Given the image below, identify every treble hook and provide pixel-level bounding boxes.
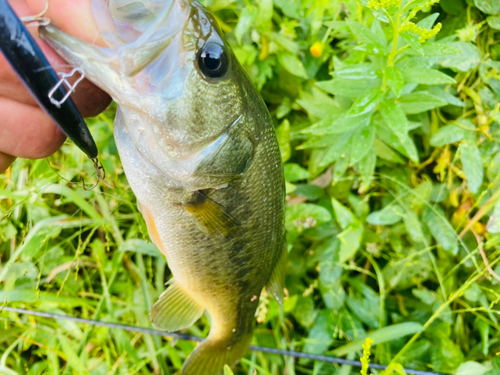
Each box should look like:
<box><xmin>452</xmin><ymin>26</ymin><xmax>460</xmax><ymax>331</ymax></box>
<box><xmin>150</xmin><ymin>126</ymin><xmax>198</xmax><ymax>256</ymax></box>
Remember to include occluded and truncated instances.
<box><xmin>82</xmin><ymin>157</ymin><xmax>116</xmax><ymax>191</ymax></box>
<box><xmin>21</xmin><ymin>0</ymin><xmax>50</xmax><ymax>27</ymax></box>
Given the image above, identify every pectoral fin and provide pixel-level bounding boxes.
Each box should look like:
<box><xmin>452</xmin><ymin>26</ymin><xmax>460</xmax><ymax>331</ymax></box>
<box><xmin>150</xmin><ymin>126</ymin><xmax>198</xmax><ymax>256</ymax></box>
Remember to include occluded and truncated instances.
<box><xmin>150</xmin><ymin>280</ymin><xmax>204</xmax><ymax>331</ymax></box>
<box><xmin>183</xmin><ymin>193</ymin><xmax>239</xmax><ymax>238</ymax></box>
<box><xmin>140</xmin><ymin>203</ymin><xmax>167</xmax><ymax>256</ymax></box>
<box><xmin>267</xmin><ymin>244</ymin><xmax>287</xmax><ymax>307</ymax></box>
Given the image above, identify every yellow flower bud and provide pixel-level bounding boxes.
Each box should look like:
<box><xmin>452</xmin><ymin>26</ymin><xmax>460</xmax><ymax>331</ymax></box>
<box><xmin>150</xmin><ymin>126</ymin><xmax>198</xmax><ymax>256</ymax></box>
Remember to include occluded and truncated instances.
<box><xmin>310</xmin><ymin>41</ymin><xmax>324</xmax><ymax>58</ymax></box>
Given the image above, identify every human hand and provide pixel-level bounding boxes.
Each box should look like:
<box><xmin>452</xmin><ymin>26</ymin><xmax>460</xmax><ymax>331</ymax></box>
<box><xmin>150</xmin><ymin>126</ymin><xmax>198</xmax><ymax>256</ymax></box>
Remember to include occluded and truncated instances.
<box><xmin>0</xmin><ymin>0</ymin><xmax>112</xmax><ymax>173</ymax></box>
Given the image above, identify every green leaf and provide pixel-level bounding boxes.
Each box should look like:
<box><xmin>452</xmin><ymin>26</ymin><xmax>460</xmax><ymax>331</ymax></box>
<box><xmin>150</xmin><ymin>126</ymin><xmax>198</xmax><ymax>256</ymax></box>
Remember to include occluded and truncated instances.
<box><xmin>378</xmin><ymin>101</ymin><xmax>419</xmax><ymax>162</ymax></box>
<box><xmin>348</xmin><ymin>88</ymin><xmax>384</xmax><ymax>116</ymax></box>
<box><xmin>418</xmin><ymin>12</ymin><xmax>440</xmax><ymax>30</ymax></box>
<box><xmin>297</xmin><ymin>90</ymin><xmax>343</xmax><ymax>118</ymax></box>
<box><xmin>285</xmin><ymin>203</ymin><xmax>332</xmax><ymax>231</ymax></box>
<box><xmin>487</xmin><ymin>16</ymin><xmax>500</xmax><ymax>30</ymax></box>
<box><xmin>331</xmin><ymin>198</ymin><xmax>355</xmax><ymax>230</ymax></box>
<box><xmin>441</xmin><ymin>0</ymin><xmax>466</xmax><ymax>15</ymax></box>
<box><xmin>426</xmin><ymin>86</ymin><xmax>465</xmax><ymax>107</ymax></box>
<box><xmin>317</xmin><ymin>78</ymin><xmax>381</xmax><ymax>98</ymax></box>
<box><xmin>402</xmin><ymin>68</ymin><xmax>456</xmax><ymax>85</ymax></box>
<box><xmin>477</xmin><ymin>319</ymin><xmax>490</xmax><ymax>356</ymax></box>
<box><xmin>276</xmin><ymin>119</ymin><xmax>291</xmax><ymax>162</ymax></box>
<box><xmin>269</xmin><ymin>32</ymin><xmax>300</xmax><ymax>54</ymax></box>
<box><xmin>350</xmin><ymin>122</ymin><xmax>375</xmax><ymax>164</ymax></box>
<box><xmin>333</xmin><ymin>156</ymin><xmax>350</xmax><ymax>183</ymax></box>
<box><xmin>464</xmin><ymin>283</ymin><xmax>482</xmax><ymax>302</ymax></box>
<box><xmin>210</xmin><ymin>0</ymin><xmax>236</xmax><ymax>11</ymax></box>
<box><xmin>284</xmin><ymin>163</ymin><xmax>311</xmax><ymax>182</ymax></box>
<box><xmin>375</xmin><ymin>138</ymin><xmax>406</xmax><ymax>164</ymax></box>
<box><xmin>398</xmin><ymin>92</ymin><xmax>447</xmax><ymax>114</ymax></box>
<box><xmin>430</xmin><ymin>125</ymin><xmax>467</xmax><ymax>146</ymax></box>
<box><xmin>338</xmin><ymin>224</ymin><xmax>364</xmax><ymax>263</ymax></box>
<box><xmin>286</xmin><ymin>181</ymin><xmax>296</xmax><ymax>194</ymax></box>
<box><xmin>346</xmin><ymin>292</ymin><xmax>379</xmax><ymax>328</ymax></box>
<box><xmin>292</xmin><ymin>295</ymin><xmax>317</xmax><ymax>327</ymax></box>
<box><xmin>234</xmin><ymin>7</ymin><xmax>257</xmax><ymax>44</ymax></box>
<box><xmin>119</xmin><ymin>239</ymin><xmax>160</xmax><ymax>257</ymax></box>
<box><xmin>0</xmin><ymin>289</ymin><xmax>38</xmax><ymax>303</ymax></box>
<box><xmin>358</xmin><ymin>151</ymin><xmax>377</xmax><ymax>186</ymax></box>
<box><xmin>58</xmin><ymin>335</ymin><xmax>90</xmax><ymax>375</ymax></box>
<box><xmin>380</xmin><ymin>100</ymin><xmax>408</xmax><ymax>142</ymax></box>
<box><xmin>303</xmin><ymin>113</ymin><xmax>368</xmax><ymax>136</ymax></box>
<box><xmin>346</xmin><ymin>19</ymin><xmax>387</xmax><ymax>52</ymax></box>
<box><xmin>278</xmin><ymin>52</ymin><xmax>308</xmax><ymax>79</ymax></box>
<box><xmin>439</xmin><ymin>42</ymin><xmax>482</xmax><ymax>72</ymax></box>
<box><xmin>400</xmin><ymin>134</ymin><xmax>419</xmax><ymax>163</ymax></box>
<box><xmin>401</xmin><ymin>32</ymin><xmax>424</xmax><ymax>55</ymax></box>
<box><xmin>487</xmin><ymin>199</ymin><xmax>500</xmax><ymax>233</ymax></box>
<box><xmin>431</xmin><ymin>334</ymin><xmax>464</xmax><ymax>372</ymax></box>
<box><xmin>304</xmin><ymin>312</ymin><xmax>334</xmax><ymax>354</ymax></box>
<box><xmin>320</xmin><ymin>130</ymin><xmax>356</xmax><ymax>167</ymax></box>
<box><xmin>258</xmin><ymin>0</ymin><xmax>274</xmax><ymax>26</ymax></box>
<box><xmin>274</xmin><ymin>0</ymin><xmax>301</xmax><ymax>18</ymax></box>
<box><xmin>386</xmin><ymin>66</ymin><xmax>405</xmax><ymax>97</ymax></box>
<box><xmin>423</xmin><ymin>207</ymin><xmax>458</xmax><ymax>255</ymax></box>
<box><xmin>456</xmin><ymin>362</ymin><xmax>488</xmax><ymax>375</ymax></box>
<box><xmin>331</xmin><ymin>322</ymin><xmax>424</xmax><ymax>356</ymax></box>
<box><xmin>367</xmin><ymin>204</ymin><xmax>404</xmax><ymax>225</ymax></box>
<box><xmin>334</xmin><ymin>63</ymin><xmax>379</xmax><ymax>80</ymax></box>
<box><xmin>224</xmin><ymin>365</ymin><xmax>235</xmax><ymax>375</ymax></box>
<box><xmin>294</xmin><ymin>184</ymin><xmax>325</xmax><ymax>200</ymax></box>
<box><xmin>412</xmin><ymin>288</ymin><xmax>436</xmax><ymax>305</ymax></box>
<box><xmin>475</xmin><ymin>0</ymin><xmax>500</xmax><ymax>14</ymax></box>
<box><xmin>422</xmin><ymin>43</ymin><xmax>463</xmax><ymax>56</ymax></box>
<box><xmin>460</xmin><ymin>139</ymin><xmax>484</xmax><ymax>194</ymax></box>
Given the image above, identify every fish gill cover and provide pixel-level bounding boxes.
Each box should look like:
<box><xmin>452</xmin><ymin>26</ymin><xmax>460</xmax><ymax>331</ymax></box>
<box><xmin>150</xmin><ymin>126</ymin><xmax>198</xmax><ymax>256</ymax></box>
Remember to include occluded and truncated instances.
<box><xmin>2</xmin><ymin>0</ymin><xmax>500</xmax><ymax>374</ymax></box>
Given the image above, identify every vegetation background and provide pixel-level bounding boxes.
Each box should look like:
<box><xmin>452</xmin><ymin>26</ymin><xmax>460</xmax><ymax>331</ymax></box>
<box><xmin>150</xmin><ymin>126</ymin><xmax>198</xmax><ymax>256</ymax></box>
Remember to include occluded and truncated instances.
<box><xmin>2</xmin><ymin>0</ymin><xmax>500</xmax><ymax>374</ymax></box>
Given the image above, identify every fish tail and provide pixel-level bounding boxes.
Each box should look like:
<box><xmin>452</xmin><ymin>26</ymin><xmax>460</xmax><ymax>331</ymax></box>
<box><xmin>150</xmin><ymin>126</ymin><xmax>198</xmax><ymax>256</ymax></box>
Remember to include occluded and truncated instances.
<box><xmin>181</xmin><ymin>333</ymin><xmax>252</xmax><ymax>375</ymax></box>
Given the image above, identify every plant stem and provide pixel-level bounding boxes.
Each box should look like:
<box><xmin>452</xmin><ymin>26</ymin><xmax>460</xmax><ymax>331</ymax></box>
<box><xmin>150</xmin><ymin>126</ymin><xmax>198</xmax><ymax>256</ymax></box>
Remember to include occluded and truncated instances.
<box><xmin>391</xmin><ymin>256</ymin><xmax>498</xmax><ymax>363</ymax></box>
<box><xmin>382</xmin><ymin>3</ymin><xmax>403</xmax><ymax>91</ymax></box>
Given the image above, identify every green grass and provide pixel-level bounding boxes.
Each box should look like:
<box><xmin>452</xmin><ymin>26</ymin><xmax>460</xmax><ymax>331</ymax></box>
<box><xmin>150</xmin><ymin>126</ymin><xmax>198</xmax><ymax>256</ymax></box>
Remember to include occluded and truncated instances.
<box><xmin>2</xmin><ymin>0</ymin><xmax>500</xmax><ymax>374</ymax></box>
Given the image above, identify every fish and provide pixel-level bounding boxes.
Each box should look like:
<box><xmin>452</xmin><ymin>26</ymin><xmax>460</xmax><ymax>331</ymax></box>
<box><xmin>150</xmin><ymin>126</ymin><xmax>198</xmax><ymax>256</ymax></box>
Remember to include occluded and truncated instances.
<box><xmin>39</xmin><ymin>1</ymin><xmax>286</xmax><ymax>374</ymax></box>
<box><xmin>0</xmin><ymin>0</ymin><xmax>98</xmax><ymax>159</ymax></box>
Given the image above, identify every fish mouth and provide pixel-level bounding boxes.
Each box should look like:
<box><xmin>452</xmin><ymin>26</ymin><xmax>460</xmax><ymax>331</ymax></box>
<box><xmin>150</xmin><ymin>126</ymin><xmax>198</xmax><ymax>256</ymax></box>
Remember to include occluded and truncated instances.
<box><xmin>91</xmin><ymin>0</ymin><xmax>191</xmax><ymax>78</ymax></box>
<box><xmin>40</xmin><ymin>0</ymin><xmax>193</xmax><ymax>161</ymax></box>
<box><xmin>40</xmin><ymin>0</ymin><xmax>191</xmax><ymax>104</ymax></box>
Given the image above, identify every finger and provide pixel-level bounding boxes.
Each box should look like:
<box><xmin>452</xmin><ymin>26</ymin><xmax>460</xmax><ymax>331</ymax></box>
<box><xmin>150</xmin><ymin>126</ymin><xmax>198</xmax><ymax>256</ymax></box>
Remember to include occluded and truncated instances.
<box><xmin>0</xmin><ymin>1</ymin><xmax>40</xmax><ymax>107</ymax></box>
<box><xmin>0</xmin><ymin>97</ymin><xmax>66</xmax><ymax>159</ymax></box>
<box><xmin>0</xmin><ymin>152</ymin><xmax>16</xmax><ymax>174</ymax></box>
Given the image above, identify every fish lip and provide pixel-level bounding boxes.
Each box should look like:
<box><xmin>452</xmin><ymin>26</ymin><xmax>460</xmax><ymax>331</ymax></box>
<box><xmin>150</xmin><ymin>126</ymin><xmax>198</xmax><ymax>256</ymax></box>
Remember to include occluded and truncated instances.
<box><xmin>90</xmin><ymin>0</ymin><xmax>190</xmax><ymax>77</ymax></box>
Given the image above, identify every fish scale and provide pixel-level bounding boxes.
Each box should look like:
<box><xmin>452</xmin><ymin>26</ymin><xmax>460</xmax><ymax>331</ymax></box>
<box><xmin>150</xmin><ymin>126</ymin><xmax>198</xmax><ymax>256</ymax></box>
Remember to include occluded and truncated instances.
<box><xmin>40</xmin><ymin>1</ymin><xmax>285</xmax><ymax>374</ymax></box>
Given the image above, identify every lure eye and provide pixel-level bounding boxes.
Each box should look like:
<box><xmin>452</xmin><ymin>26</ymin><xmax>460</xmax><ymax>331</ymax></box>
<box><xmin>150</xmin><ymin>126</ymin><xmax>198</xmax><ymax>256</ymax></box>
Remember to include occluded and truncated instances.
<box><xmin>197</xmin><ymin>42</ymin><xmax>229</xmax><ymax>80</ymax></box>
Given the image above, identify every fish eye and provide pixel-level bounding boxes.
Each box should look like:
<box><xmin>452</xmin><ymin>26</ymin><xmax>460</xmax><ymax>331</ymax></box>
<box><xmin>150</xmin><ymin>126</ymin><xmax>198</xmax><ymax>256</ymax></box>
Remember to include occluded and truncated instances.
<box><xmin>197</xmin><ymin>42</ymin><xmax>229</xmax><ymax>80</ymax></box>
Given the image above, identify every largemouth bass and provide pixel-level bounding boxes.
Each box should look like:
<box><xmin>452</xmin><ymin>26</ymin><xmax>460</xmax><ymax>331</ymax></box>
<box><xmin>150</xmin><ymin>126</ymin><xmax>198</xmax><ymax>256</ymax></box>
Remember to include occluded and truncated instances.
<box><xmin>39</xmin><ymin>1</ymin><xmax>286</xmax><ymax>374</ymax></box>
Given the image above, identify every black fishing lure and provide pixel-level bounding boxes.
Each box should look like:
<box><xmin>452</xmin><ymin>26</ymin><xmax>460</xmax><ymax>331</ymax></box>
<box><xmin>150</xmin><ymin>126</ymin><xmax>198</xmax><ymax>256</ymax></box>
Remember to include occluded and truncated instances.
<box><xmin>0</xmin><ymin>0</ymin><xmax>98</xmax><ymax>159</ymax></box>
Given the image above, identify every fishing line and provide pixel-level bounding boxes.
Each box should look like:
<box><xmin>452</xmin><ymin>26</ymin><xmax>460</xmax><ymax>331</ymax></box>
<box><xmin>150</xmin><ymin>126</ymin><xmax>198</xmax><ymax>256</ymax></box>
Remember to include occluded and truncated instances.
<box><xmin>1</xmin><ymin>306</ymin><xmax>448</xmax><ymax>375</ymax></box>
